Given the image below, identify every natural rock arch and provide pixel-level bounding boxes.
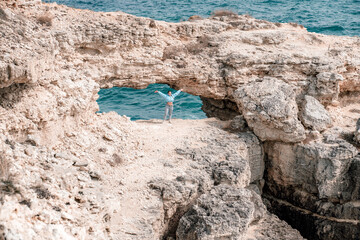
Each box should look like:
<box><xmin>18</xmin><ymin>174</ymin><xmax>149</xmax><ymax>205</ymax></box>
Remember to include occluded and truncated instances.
<box><xmin>2</xmin><ymin>1</ymin><xmax>359</xmax><ymax>132</ymax></box>
<box><xmin>1</xmin><ymin>1</ymin><xmax>360</xmax><ymax>239</ymax></box>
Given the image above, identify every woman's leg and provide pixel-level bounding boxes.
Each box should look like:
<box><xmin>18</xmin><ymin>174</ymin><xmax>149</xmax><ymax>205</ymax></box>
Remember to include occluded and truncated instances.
<box><xmin>163</xmin><ymin>105</ymin><xmax>169</xmax><ymax>121</ymax></box>
<box><xmin>168</xmin><ymin>105</ymin><xmax>173</xmax><ymax>122</ymax></box>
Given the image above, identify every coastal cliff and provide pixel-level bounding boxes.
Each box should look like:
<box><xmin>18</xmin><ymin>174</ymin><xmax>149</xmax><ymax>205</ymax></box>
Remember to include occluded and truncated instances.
<box><xmin>0</xmin><ymin>0</ymin><xmax>359</xmax><ymax>239</ymax></box>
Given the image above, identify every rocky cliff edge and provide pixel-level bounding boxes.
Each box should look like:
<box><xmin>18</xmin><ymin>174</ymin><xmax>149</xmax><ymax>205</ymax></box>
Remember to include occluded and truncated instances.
<box><xmin>0</xmin><ymin>0</ymin><xmax>360</xmax><ymax>239</ymax></box>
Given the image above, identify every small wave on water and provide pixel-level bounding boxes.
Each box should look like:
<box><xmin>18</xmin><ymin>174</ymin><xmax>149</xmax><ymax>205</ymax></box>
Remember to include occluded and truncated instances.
<box><xmin>311</xmin><ymin>25</ymin><xmax>346</xmax><ymax>33</ymax></box>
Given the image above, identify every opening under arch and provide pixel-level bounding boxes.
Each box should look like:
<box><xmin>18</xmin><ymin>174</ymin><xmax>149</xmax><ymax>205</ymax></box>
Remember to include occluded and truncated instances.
<box><xmin>97</xmin><ymin>83</ymin><xmax>207</xmax><ymax>121</ymax></box>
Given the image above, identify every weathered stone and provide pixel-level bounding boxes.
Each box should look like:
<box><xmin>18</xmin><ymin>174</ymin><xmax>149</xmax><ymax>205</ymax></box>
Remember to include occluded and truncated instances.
<box><xmin>314</xmin><ymin>72</ymin><xmax>344</xmax><ymax>105</ymax></box>
<box><xmin>54</xmin><ymin>152</ymin><xmax>71</xmax><ymax>159</ymax></box>
<box><xmin>0</xmin><ymin>1</ymin><xmax>359</xmax><ymax>240</ymax></box>
<box><xmin>298</xmin><ymin>139</ymin><xmax>357</xmax><ymax>199</ymax></box>
<box><xmin>344</xmin><ymin>155</ymin><xmax>360</xmax><ymax>201</ymax></box>
<box><xmin>24</xmin><ymin>147</ymin><xmax>34</xmax><ymax>156</ymax></box>
<box><xmin>354</xmin><ymin>118</ymin><xmax>360</xmax><ymax>144</ymax></box>
<box><xmin>72</xmin><ymin>160</ymin><xmax>89</xmax><ymax>167</ymax></box>
<box><xmin>266</xmin><ymin>139</ymin><xmax>358</xmax><ymax>200</ymax></box>
<box><xmin>176</xmin><ymin>185</ymin><xmax>266</xmax><ymax>240</ymax></box>
<box><xmin>212</xmin><ymin>157</ymin><xmax>250</xmax><ymax>187</ymax></box>
<box><xmin>0</xmin><ymin>8</ymin><xmax>8</xmax><ymax>21</ymax></box>
<box><xmin>103</xmin><ymin>133</ymin><xmax>115</xmax><ymax>141</ymax></box>
<box><xmin>264</xmin><ymin>139</ymin><xmax>360</xmax><ymax>240</ymax></box>
<box><xmin>88</xmin><ymin>171</ymin><xmax>101</xmax><ymax>180</ymax></box>
<box><xmin>265</xmin><ymin>142</ymin><xmax>298</xmax><ymax>187</ymax></box>
<box><xmin>300</xmin><ymin>95</ymin><xmax>332</xmax><ymax>131</ymax></box>
<box><xmin>25</xmin><ymin>135</ymin><xmax>41</xmax><ymax>146</ymax></box>
<box><xmin>229</xmin><ymin>115</ymin><xmax>247</xmax><ymax>131</ymax></box>
<box><xmin>238</xmin><ymin>132</ymin><xmax>264</xmax><ymax>183</ymax></box>
<box><xmin>244</xmin><ymin>213</ymin><xmax>305</xmax><ymax>240</ymax></box>
<box><xmin>234</xmin><ymin>78</ymin><xmax>306</xmax><ymax>142</ymax></box>
<box><xmin>149</xmin><ymin>171</ymin><xmax>213</xmax><ymax>238</ymax></box>
<box><xmin>265</xmin><ymin>194</ymin><xmax>360</xmax><ymax>240</ymax></box>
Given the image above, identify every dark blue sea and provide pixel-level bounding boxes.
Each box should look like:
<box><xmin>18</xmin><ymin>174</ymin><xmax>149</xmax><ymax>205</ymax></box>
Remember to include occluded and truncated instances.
<box><xmin>44</xmin><ymin>0</ymin><xmax>360</xmax><ymax>120</ymax></box>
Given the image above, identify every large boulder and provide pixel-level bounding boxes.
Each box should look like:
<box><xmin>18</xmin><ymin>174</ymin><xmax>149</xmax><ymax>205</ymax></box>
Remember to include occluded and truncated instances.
<box><xmin>176</xmin><ymin>185</ymin><xmax>266</xmax><ymax>239</ymax></box>
<box><xmin>296</xmin><ymin>138</ymin><xmax>358</xmax><ymax>199</ymax></box>
<box><xmin>265</xmin><ymin>140</ymin><xmax>360</xmax><ymax>240</ymax></box>
<box><xmin>176</xmin><ymin>185</ymin><xmax>304</xmax><ymax>240</ymax></box>
<box><xmin>266</xmin><ymin>138</ymin><xmax>358</xmax><ymax>200</ymax></box>
<box><xmin>299</xmin><ymin>95</ymin><xmax>332</xmax><ymax>131</ymax></box>
<box><xmin>234</xmin><ymin>78</ymin><xmax>306</xmax><ymax>142</ymax></box>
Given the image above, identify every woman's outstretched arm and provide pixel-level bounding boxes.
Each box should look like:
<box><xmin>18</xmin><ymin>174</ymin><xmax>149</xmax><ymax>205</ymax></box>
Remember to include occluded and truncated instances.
<box><xmin>155</xmin><ymin>90</ymin><xmax>167</xmax><ymax>99</ymax></box>
<box><xmin>172</xmin><ymin>89</ymin><xmax>183</xmax><ymax>98</ymax></box>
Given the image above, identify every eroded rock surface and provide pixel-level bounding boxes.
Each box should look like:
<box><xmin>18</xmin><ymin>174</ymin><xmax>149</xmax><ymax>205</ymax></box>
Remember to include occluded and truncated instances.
<box><xmin>177</xmin><ymin>185</ymin><xmax>304</xmax><ymax>240</ymax></box>
<box><xmin>265</xmin><ymin>136</ymin><xmax>360</xmax><ymax>239</ymax></box>
<box><xmin>0</xmin><ymin>0</ymin><xmax>359</xmax><ymax>239</ymax></box>
<box><xmin>176</xmin><ymin>186</ymin><xmax>266</xmax><ymax>240</ymax></box>
<box><xmin>234</xmin><ymin>78</ymin><xmax>306</xmax><ymax>142</ymax></box>
<box><xmin>300</xmin><ymin>95</ymin><xmax>332</xmax><ymax>132</ymax></box>
<box><xmin>354</xmin><ymin>118</ymin><xmax>360</xmax><ymax>144</ymax></box>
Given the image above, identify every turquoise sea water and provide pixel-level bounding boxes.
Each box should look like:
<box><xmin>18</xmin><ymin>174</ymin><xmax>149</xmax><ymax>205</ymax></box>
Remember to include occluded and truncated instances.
<box><xmin>44</xmin><ymin>0</ymin><xmax>359</xmax><ymax>120</ymax></box>
<box><xmin>98</xmin><ymin>84</ymin><xmax>206</xmax><ymax>120</ymax></box>
<box><xmin>44</xmin><ymin>0</ymin><xmax>360</xmax><ymax>36</ymax></box>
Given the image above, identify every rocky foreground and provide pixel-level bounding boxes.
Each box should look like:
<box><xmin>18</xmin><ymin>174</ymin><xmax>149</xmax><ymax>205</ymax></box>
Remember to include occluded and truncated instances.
<box><xmin>0</xmin><ymin>0</ymin><xmax>360</xmax><ymax>239</ymax></box>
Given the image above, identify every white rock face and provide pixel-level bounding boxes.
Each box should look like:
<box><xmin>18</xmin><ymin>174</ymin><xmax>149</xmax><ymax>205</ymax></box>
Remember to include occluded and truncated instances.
<box><xmin>0</xmin><ymin>1</ymin><xmax>359</xmax><ymax>239</ymax></box>
<box><xmin>234</xmin><ymin>78</ymin><xmax>306</xmax><ymax>142</ymax></box>
<box><xmin>300</xmin><ymin>95</ymin><xmax>332</xmax><ymax>131</ymax></box>
<box><xmin>266</xmin><ymin>139</ymin><xmax>358</xmax><ymax>199</ymax></box>
<box><xmin>176</xmin><ymin>186</ymin><xmax>266</xmax><ymax>240</ymax></box>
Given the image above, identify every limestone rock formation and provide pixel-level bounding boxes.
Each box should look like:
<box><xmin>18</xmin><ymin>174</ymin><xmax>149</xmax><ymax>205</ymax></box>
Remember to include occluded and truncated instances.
<box><xmin>244</xmin><ymin>212</ymin><xmax>306</xmax><ymax>240</ymax></box>
<box><xmin>201</xmin><ymin>97</ymin><xmax>239</xmax><ymax>120</ymax></box>
<box><xmin>176</xmin><ymin>186</ymin><xmax>266</xmax><ymax>239</ymax></box>
<box><xmin>300</xmin><ymin>95</ymin><xmax>332</xmax><ymax>131</ymax></box>
<box><xmin>234</xmin><ymin>78</ymin><xmax>306</xmax><ymax>142</ymax></box>
<box><xmin>0</xmin><ymin>0</ymin><xmax>359</xmax><ymax>239</ymax></box>
<box><xmin>147</xmin><ymin>125</ymin><xmax>301</xmax><ymax>240</ymax></box>
<box><xmin>354</xmin><ymin>118</ymin><xmax>360</xmax><ymax>144</ymax></box>
<box><xmin>229</xmin><ymin>115</ymin><xmax>248</xmax><ymax>132</ymax></box>
<box><xmin>265</xmin><ymin>137</ymin><xmax>360</xmax><ymax>239</ymax></box>
<box><xmin>313</xmin><ymin>72</ymin><xmax>344</xmax><ymax>105</ymax></box>
<box><xmin>176</xmin><ymin>185</ymin><xmax>303</xmax><ymax>240</ymax></box>
<box><xmin>238</xmin><ymin>132</ymin><xmax>264</xmax><ymax>184</ymax></box>
<box><xmin>149</xmin><ymin>172</ymin><xmax>213</xmax><ymax>237</ymax></box>
<box><xmin>266</xmin><ymin>138</ymin><xmax>358</xmax><ymax>199</ymax></box>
